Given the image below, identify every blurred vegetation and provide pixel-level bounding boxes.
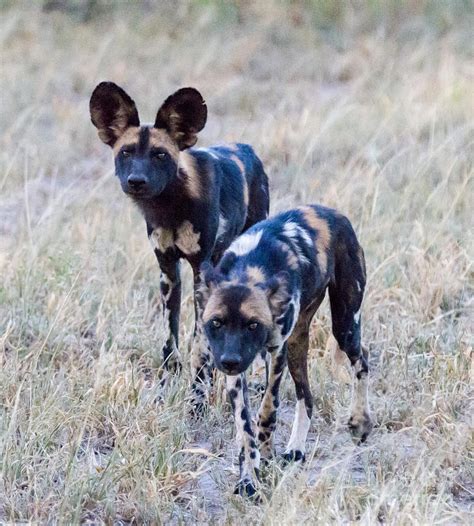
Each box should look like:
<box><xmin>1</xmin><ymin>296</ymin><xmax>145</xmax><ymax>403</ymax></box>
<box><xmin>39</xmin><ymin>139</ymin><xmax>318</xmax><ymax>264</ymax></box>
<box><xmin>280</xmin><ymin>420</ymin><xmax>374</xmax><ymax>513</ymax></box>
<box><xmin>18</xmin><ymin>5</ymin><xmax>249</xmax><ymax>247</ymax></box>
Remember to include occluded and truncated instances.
<box><xmin>2</xmin><ymin>0</ymin><xmax>473</xmax><ymax>34</ymax></box>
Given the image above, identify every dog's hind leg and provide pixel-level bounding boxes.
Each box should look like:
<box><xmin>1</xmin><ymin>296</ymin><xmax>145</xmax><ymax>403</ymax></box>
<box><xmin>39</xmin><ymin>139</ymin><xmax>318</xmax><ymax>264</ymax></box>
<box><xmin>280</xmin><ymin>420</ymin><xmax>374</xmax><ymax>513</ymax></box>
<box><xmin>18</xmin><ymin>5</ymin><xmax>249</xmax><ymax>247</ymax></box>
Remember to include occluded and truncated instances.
<box><xmin>329</xmin><ymin>244</ymin><xmax>372</xmax><ymax>443</ymax></box>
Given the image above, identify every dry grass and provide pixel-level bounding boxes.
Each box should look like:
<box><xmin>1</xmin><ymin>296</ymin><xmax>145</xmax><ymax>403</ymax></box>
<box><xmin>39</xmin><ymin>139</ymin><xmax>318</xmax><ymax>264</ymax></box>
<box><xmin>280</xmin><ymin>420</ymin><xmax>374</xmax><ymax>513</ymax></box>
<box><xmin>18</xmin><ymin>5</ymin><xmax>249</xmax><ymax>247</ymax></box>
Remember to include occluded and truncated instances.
<box><xmin>0</xmin><ymin>1</ymin><xmax>473</xmax><ymax>523</ymax></box>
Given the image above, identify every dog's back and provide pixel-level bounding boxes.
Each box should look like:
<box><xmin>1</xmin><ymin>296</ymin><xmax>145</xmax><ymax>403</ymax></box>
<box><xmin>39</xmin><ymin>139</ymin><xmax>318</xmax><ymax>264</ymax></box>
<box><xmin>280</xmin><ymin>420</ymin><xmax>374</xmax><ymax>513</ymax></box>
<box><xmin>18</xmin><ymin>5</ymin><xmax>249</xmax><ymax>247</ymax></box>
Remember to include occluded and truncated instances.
<box><xmin>193</xmin><ymin>143</ymin><xmax>268</xmax><ymax>262</ymax></box>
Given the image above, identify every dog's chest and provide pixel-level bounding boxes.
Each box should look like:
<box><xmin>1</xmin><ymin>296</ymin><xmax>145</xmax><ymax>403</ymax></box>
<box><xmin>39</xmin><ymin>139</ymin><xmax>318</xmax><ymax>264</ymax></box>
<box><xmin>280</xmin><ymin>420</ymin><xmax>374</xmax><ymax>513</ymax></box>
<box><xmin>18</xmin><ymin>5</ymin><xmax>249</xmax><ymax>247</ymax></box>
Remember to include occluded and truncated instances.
<box><xmin>149</xmin><ymin>222</ymin><xmax>201</xmax><ymax>256</ymax></box>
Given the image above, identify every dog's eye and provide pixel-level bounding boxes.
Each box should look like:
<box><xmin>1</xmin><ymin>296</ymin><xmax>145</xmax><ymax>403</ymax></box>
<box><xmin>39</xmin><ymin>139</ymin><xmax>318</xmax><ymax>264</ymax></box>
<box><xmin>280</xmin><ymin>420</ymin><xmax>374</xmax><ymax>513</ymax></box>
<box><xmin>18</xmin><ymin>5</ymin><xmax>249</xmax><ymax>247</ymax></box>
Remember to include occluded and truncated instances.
<box><xmin>153</xmin><ymin>151</ymin><xmax>167</xmax><ymax>160</ymax></box>
<box><xmin>211</xmin><ymin>319</ymin><xmax>222</xmax><ymax>329</ymax></box>
<box><xmin>248</xmin><ymin>321</ymin><xmax>259</xmax><ymax>331</ymax></box>
<box><xmin>121</xmin><ymin>150</ymin><xmax>132</xmax><ymax>158</ymax></box>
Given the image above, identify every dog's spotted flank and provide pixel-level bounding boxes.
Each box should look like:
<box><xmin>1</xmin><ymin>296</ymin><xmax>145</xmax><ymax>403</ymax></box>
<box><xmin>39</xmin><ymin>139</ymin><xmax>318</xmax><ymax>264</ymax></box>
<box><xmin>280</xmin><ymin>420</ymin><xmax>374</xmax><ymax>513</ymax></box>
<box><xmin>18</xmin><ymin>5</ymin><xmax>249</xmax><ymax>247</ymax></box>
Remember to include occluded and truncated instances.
<box><xmin>200</xmin><ymin>205</ymin><xmax>372</xmax><ymax>496</ymax></box>
<box><xmin>90</xmin><ymin>82</ymin><xmax>269</xmax><ymax>406</ymax></box>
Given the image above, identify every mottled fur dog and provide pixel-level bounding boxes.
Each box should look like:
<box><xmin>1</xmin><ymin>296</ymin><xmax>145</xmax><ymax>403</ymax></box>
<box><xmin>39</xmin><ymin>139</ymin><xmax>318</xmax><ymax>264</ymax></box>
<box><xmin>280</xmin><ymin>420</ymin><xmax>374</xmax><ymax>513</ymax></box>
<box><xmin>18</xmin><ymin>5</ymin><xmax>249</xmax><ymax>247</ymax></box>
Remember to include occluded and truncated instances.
<box><xmin>90</xmin><ymin>82</ymin><xmax>269</xmax><ymax>404</ymax></box>
<box><xmin>200</xmin><ymin>205</ymin><xmax>372</xmax><ymax>496</ymax></box>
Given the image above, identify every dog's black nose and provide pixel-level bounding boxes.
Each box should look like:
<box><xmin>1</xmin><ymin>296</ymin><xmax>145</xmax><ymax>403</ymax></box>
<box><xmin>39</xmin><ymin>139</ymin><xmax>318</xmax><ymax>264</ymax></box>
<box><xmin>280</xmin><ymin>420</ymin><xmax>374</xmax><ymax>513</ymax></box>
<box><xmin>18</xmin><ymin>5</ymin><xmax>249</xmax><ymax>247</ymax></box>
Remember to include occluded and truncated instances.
<box><xmin>127</xmin><ymin>174</ymin><xmax>147</xmax><ymax>189</ymax></box>
<box><xmin>221</xmin><ymin>354</ymin><xmax>242</xmax><ymax>370</ymax></box>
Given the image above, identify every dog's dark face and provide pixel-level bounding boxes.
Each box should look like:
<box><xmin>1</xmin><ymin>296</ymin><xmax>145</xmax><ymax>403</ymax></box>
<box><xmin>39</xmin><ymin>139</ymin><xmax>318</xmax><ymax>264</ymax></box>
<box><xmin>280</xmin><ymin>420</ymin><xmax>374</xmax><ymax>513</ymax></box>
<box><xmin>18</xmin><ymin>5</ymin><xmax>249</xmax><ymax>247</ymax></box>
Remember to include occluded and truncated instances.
<box><xmin>111</xmin><ymin>126</ymin><xmax>180</xmax><ymax>198</ymax></box>
<box><xmin>201</xmin><ymin>263</ymin><xmax>290</xmax><ymax>375</ymax></box>
<box><xmin>90</xmin><ymin>82</ymin><xmax>207</xmax><ymax>199</ymax></box>
<box><xmin>202</xmin><ymin>283</ymin><xmax>272</xmax><ymax>375</ymax></box>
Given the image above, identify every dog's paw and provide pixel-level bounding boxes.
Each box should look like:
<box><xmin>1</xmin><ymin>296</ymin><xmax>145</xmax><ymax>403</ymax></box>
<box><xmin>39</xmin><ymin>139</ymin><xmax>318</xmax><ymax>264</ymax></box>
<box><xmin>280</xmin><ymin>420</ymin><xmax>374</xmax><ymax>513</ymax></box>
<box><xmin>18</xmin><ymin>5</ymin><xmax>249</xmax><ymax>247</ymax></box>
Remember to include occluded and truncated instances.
<box><xmin>348</xmin><ymin>411</ymin><xmax>373</xmax><ymax>444</ymax></box>
<box><xmin>158</xmin><ymin>361</ymin><xmax>182</xmax><ymax>388</ymax></box>
<box><xmin>189</xmin><ymin>396</ymin><xmax>208</xmax><ymax>419</ymax></box>
<box><xmin>234</xmin><ymin>478</ymin><xmax>260</xmax><ymax>501</ymax></box>
<box><xmin>281</xmin><ymin>449</ymin><xmax>306</xmax><ymax>464</ymax></box>
<box><xmin>162</xmin><ymin>352</ymin><xmax>182</xmax><ymax>375</ymax></box>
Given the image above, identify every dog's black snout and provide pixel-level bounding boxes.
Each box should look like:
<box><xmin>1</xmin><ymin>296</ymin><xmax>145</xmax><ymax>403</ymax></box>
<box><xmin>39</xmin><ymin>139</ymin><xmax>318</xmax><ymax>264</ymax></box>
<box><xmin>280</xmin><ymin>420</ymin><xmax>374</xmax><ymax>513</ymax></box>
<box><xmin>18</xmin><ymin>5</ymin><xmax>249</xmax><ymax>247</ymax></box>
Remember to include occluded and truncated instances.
<box><xmin>221</xmin><ymin>354</ymin><xmax>242</xmax><ymax>370</ymax></box>
<box><xmin>127</xmin><ymin>174</ymin><xmax>147</xmax><ymax>189</ymax></box>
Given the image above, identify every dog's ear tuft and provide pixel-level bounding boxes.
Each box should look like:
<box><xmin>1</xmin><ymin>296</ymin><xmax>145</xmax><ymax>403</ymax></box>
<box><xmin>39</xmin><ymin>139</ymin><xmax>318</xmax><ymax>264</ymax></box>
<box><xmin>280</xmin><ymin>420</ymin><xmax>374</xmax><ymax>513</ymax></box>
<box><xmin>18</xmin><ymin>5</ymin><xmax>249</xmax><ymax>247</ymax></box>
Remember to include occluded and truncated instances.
<box><xmin>197</xmin><ymin>261</ymin><xmax>219</xmax><ymax>308</ymax></box>
<box><xmin>200</xmin><ymin>261</ymin><xmax>217</xmax><ymax>287</ymax></box>
<box><xmin>90</xmin><ymin>82</ymin><xmax>140</xmax><ymax>147</ymax></box>
<box><xmin>219</xmin><ymin>252</ymin><xmax>237</xmax><ymax>275</ymax></box>
<box><xmin>198</xmin><ymin>261</ymin><xmax>225</xmax><ymax>308</ymax></box>
<box><xmin>154</xmin><ymin>87</ymin><xmax>207</xmax><ymax>150</ymax></box>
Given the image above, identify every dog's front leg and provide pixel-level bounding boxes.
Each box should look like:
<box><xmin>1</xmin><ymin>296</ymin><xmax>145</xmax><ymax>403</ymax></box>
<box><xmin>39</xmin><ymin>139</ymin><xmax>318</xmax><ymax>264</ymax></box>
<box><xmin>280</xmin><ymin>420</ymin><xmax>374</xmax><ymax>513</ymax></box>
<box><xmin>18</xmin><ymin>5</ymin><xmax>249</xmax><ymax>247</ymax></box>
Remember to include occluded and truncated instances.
<box><xmin>227</xmin><ymin>374</ymin><xmax>260</xmax><ymax>497</ymax></box>
<box><xmin>155</xmin><ymin>250</ymin><xmax>182</xmax><ymax>371</ymax></box>
<box><xmin>256</xmin><ymin>343</ymin><xmax>287</xmax><ymax>459</ymax></box>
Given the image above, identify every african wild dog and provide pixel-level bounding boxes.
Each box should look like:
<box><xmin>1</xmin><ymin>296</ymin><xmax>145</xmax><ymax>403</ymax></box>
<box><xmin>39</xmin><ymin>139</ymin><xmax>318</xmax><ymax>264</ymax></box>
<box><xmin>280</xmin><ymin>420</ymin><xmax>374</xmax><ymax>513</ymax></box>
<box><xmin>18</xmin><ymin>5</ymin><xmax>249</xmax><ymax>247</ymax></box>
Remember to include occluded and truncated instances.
<box><xmin>89</xmin><ymin>82</ymin><xmax>269</xmax><ymax>406</ymax></box>
<box><xmin>200</xmin><ymin>205</ymin><xmax>372</xmax><ymax>496</ymax></box>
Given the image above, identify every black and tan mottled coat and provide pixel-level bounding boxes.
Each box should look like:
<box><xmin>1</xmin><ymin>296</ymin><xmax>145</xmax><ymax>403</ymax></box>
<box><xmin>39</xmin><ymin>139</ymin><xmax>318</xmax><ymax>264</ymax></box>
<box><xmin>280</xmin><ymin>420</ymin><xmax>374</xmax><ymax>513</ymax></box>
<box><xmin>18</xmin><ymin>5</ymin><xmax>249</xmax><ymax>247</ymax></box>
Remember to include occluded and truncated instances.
<box><xmin>201</xmin><ymin>205</ymin><xmax>372</xmax><ymax>496</ymax></box>
<box><xmin>90</xmin><ymin>82</ymin><xmax>269</xmax><ymax>406</ymax></box>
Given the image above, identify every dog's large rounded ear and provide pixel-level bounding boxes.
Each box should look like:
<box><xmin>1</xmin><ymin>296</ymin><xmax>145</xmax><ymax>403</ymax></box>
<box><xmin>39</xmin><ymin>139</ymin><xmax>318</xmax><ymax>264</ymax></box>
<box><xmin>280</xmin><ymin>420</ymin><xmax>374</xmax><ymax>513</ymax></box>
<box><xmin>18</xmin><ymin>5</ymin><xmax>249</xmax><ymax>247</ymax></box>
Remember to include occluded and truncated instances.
<box><xmin>218</xmin><ymin>252</ymin><xmax>237</xmax><ymax>275</ymax></box>
<box><xmin>154</xmin><ymin>87</ymin><xmax>207</xmax><ymax>150</ymax></box>
<box><xmin>261</xmin><ymin>271</ymin><xmax>291</xmax><ymax>317</ymax></box>
<box><xmin>90</xmin><ymin>82</ymin><xmax>140</xmax><ymax>147</ymax></box>
<box><xmin>198</xmin><ymin>261</ymin><xmax>222</xmax><ymax>304</ymax></box>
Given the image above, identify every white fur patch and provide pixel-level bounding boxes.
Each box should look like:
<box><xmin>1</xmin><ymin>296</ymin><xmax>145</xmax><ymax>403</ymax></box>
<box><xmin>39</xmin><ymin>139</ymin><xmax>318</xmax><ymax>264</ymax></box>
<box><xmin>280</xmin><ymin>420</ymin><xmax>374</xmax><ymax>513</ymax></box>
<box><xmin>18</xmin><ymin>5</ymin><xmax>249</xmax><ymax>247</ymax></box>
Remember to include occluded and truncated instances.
<box><xmin>285</xmin><ymin>399</ymin><xmax>311</xmax><ymax>454</ymax></box>
<box><xmin>216</xmin><ymin>214</ymin><xmax>228</xmax><ymax>240</ymax></box>
<box><xmin>175</xmin><ymin>221</ymin><xmax>201</xmax><ymax>255</ymax></box>
<box><xmin>268</xmin><ymin>293</ymin><xmax>300</xmax><ymax>348</ymax></box>
<box><xmin>286</xmin><ymin>294</ymin><xmax>301</xmax><ymax>334</ymax></box>
<box><xmin>354</xmin><ymin>308</ymin><xmax>361</xmax><ymax>324</ymax></box>
<box><xmin>229</xmin><ymin>229</ymin><xmax>263</xmax><ymax>257</ymax></box>
<box><xmin>149</xmin><ymin>227</ymin><xmax>174</xmax><ymax>252</ymax></box>
<box><xmin>283</xmin><ymin>222</ymin><xmax>310</xmax><ymax>265</ymax></box>
<box><xmin>284</xmin><ymin>221</ymin><xmax>313</xmax><ymax>247</ymax></box>
<box><xmin>197</xmin><ymin>147</ymin><xmax>220</xmax><ymax>160</ymax></box>
<box><xmin>283</xmin><ymin>221</ymin><xmax>300</xmax><ymax>241</ymax></box>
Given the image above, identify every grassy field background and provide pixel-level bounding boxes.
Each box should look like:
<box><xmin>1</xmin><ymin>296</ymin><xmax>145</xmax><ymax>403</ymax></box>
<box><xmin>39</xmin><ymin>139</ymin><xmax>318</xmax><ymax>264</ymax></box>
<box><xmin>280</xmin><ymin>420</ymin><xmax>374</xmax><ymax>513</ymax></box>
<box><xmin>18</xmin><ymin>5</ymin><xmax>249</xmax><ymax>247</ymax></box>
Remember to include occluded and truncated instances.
<box><xmin>1</xmin><ymin>1</ymin><xmax>472</xmax><ymax>523</ymax></box>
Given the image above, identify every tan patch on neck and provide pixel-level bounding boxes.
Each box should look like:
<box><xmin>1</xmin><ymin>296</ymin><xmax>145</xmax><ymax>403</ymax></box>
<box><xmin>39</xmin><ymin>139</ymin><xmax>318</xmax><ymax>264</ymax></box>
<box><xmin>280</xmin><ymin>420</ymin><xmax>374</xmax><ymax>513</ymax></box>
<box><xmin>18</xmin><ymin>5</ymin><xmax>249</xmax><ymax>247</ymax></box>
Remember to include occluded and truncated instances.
<box><xmin>175</xmin><ymin>220</ymin><xmax>201</xmax><ymax>255</ymax></box>
<box><xmin>299</xmin><ymin>206</ymin><xmax>331</xmax><ymax>275</ymax></box>
<box><xmin>149</xmin><ymin>128</ymin><xmax>180</xmax><ymax>162</ymax></box>
<box><xmin>203</xmin><ymin>289</ymin><xmax>228</xmax><ymax>323</ymax></box>
<box><xmin>179</xmin><ymin>151</ymin><xmax>202</xmax><ymax>200</ymax></box>
<box><xmin>246</xmin><ymin>265</ymin><xmax>266</xmax><ymax>284</ymax></box>
<box><xmin>239</xmin><ymin>287</ymin><xmax>272</xmax><ymax>327</ymax></box>
<box><xmin>113</xmin><ymin>127</ymin><xmax>140</xmax><ymax>154</ymax></box>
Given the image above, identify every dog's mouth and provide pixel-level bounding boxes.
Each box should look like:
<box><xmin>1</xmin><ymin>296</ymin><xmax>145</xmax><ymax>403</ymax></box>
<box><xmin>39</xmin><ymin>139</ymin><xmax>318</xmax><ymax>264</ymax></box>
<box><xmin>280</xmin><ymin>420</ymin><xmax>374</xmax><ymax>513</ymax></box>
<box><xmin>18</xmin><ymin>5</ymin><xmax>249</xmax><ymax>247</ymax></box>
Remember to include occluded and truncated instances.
<box><xmin>125</xmin><ymin>187</ymin><xmax>159</xmax><ymax>199</ymax></box>
<box><xmin>124</xmin><ymin>183</ymin><xmax>168</xmax><ymax>200</ymax></box>
<box><xmin>221</xmin><ymin>367</ymin><xmax>241</xmax><ymax>376</ymax></box>
<box><xmin>218</xmin><ymin>364</ymin><xmax>246</xmax><ymax>376</ymax></box>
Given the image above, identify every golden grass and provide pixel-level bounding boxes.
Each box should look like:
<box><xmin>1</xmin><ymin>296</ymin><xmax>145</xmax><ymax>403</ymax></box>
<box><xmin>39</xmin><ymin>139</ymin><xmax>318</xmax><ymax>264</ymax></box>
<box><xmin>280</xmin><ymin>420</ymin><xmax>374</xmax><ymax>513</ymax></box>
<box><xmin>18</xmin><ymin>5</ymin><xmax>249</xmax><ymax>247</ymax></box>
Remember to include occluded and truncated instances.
<box><xmin>0</xmin><ymin>1</ymin><xmax>472</xmax><ymax>523</ymax></box>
